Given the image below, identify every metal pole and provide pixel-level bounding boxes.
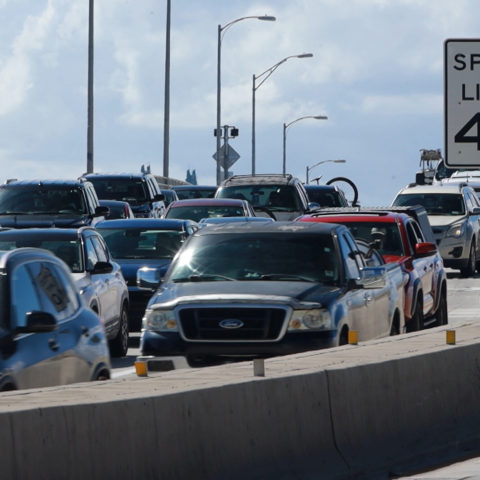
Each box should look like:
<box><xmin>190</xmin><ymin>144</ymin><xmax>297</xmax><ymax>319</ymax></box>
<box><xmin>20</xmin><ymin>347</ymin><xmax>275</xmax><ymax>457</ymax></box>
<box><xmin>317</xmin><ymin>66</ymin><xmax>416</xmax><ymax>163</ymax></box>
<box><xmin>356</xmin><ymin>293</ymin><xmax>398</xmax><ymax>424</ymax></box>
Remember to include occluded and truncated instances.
<box><xmin>306</xmin><ymin>166</ymin><xmax>309</xmax><ymax>184</ymax></box>
<box><xmin>252</xmin><ymin>74</ymin><xmax>256</xmax><ymax>176</ymax></box>
<box><xmin>282</xmin><ymin>123</ymin><xmax>287</xmax><ymax>176</ymax></box>
<box><xmin>163</xmin><ymin>0</ymin><xmax>171</xmax><ymax>178</ymax></box>
<box><xmin>223</xmin><ymin>125</ymin><xmax>230</xmax><ymax>180</ymax></box>
<box><xmin>86</xmin><ymin>0</ymin><xmax>94</xmax><ymax>174</ymax></box>
<box><xmin>216</xmin><ymin>25</ymin><xmax>222</xmax><ymax>185</ymax></box>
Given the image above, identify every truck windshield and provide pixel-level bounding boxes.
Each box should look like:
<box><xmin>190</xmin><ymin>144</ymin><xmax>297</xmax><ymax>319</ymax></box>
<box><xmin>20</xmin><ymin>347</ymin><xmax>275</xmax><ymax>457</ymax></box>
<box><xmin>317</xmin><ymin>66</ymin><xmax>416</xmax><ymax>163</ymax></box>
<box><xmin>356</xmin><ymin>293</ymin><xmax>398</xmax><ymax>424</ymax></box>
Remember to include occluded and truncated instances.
<box><xmin>217</xmin><ymin>185</ymin><xmax>300</xmax><ymax>211</ymax></box>
<box><xmin>169</xmin><ymin>233</ymin><xmax>339</xmax><ymax>284</ymax></box>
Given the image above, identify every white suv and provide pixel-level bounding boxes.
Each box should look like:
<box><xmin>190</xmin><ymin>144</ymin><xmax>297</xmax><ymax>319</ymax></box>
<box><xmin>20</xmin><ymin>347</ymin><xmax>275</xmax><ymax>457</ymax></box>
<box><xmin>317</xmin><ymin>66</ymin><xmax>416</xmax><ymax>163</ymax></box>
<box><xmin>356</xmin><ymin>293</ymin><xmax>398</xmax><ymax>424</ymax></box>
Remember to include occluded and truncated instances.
<box><xmin>391</xmin><ymin>183</ymin><xmax>480</xmax><ymax>276</ymax></box>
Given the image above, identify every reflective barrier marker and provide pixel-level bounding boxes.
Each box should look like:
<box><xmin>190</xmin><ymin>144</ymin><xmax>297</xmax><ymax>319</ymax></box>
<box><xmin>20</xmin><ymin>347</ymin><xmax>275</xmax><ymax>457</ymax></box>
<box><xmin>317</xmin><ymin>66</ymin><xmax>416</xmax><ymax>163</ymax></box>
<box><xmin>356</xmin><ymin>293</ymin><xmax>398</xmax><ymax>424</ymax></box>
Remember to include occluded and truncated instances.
<box><xmin>134</xmin><ymin>361</ymin><xmax>148</xmax><ymax>377</ymax></box>
<box><xmin>348</xmin><ymin>330</ymin><xmax>358</xmax><ymax>345</ymax></box>
<box><xmin>446</xmin><ymin>330</ymin><xmax>456</xmax><ymax>345</ymax></box>
<box><xmin>253</xmin><ymin>359</ymin><xmax>265</xmax><ymax>377</ymax></box>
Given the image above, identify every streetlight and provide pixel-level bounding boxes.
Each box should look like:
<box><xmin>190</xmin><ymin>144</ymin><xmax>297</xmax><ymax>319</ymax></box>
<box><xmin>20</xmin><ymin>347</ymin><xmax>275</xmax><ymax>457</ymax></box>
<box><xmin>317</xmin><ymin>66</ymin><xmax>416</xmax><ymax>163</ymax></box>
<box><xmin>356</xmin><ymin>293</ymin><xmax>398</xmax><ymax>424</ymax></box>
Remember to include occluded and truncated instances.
<box><xmin>283</xmin><ymin>115</ymin><xmax>328</xmax><ymax>175</ymax></box>
<box><xmin>252</xmin><ymin>53</ymin><xmax>313</xmax><ymax>176</ymax></box>
<box><xmin>216</xmin><ymin>15</ymin><xmax>276</xmax><ymax>185</ymax></box>
<box><xmin>306</xmin><ymin>159</ymin><xmax>346</xmax><ymax>184</ymax></box>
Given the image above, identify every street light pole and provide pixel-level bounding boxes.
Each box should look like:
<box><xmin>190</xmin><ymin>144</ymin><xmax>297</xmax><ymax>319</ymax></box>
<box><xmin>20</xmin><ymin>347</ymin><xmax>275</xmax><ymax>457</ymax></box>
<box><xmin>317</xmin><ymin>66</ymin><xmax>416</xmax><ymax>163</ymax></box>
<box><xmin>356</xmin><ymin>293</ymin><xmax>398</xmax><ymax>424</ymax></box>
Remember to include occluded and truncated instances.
<box><xmin>163</xmin><ymin>0</ymin><xmax>171</xmax><ymax>178</ymax></box>
<box><xmin>306</xmin><ymin>159</ymin><xmax>346</xmax><ymax>184</ymax></box>
<box><xmin>216</xmin><ymin>15</ymin><xmax>275</xmax><ymax>185</ymax></box>
<box><xmin>252</xmin><ymin>53</ymin><xmax>313</xmax><ymax>176</ymax></box>
<box><xmin>86</xmin><ymin>0</ymin><xmax>94</xmax><ymax>174</ymax></box>
<box><xmin>283</xmin><ymin>115</ymin><xmax>328</xmax><ymax>175</ymax></box>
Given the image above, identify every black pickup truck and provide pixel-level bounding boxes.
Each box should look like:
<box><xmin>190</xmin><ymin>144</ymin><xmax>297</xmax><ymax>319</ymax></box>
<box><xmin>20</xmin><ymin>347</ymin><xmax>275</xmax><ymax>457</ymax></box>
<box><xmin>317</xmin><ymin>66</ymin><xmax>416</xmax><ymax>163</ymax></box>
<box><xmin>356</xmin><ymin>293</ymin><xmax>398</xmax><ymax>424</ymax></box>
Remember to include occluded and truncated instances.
<box><xmin>137</xmin><ymin>222</ymin><xmax>406</xmax><ymax>367</ymax></box>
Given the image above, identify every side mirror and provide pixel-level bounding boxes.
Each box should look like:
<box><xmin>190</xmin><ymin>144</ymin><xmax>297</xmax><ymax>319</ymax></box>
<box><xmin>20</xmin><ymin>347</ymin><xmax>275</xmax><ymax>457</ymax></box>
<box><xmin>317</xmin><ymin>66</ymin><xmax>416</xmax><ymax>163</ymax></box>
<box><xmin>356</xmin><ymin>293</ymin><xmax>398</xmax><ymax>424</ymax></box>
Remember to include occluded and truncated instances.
<box><xmin>94</xmin><ymin>205</ymin><xmax>110</xmax><ymax>217</ymax></box>
<box><xmin>414</xmin><ymin>242</ymin><xmax>437</xmax><ymax>257</ymax></box>
<box><xmin>137</xmin><ymin>266</ymin><xmax>164</xmax><ymax>291</ymax></box>
<box><xmin>472</xmin><ymin>207</ymin><xmax>480</xmax><ymax>215</ymax></box>
<box><xmin>16</xmin><ymin>311</ymin><xmax>58</xmax><ymax>333</ymax></box>
<box><xmin>154</xmin><ymin>194</ymin><xmax>165</xmax><ymax>202</ymax></box>
<box><xmin>91</xmin><ymin>261</ymin><xmax>113</xmax><ymax>275</ymax></box>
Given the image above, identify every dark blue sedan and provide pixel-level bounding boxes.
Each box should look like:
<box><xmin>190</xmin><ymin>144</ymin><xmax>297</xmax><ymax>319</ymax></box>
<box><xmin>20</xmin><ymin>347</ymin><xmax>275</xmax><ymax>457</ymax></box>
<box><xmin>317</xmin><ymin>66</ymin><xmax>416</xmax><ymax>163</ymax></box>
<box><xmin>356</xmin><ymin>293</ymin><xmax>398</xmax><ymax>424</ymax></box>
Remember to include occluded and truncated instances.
<box><xmin>0</xmin><ymin>248</ymin><xmax>111</xmax><ymax>391</ymax></box>
<box><xmin>96</xmin><ymin>218</ymin><xmax>199</xmax><ymax>330</ymax></box>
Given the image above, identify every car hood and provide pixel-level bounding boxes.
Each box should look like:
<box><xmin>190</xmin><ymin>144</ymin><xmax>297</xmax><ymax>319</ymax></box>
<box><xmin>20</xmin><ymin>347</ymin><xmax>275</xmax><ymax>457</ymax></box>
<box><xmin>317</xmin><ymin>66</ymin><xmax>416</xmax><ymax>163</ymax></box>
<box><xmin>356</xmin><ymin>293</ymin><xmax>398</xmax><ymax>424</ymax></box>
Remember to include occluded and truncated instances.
<box><xmin>427</xmin><ymin>214</ymin><xmax>466</xmax><ymax>227</ymax></box>
<box><xmin>0</xmin><ymin>214</ymin><xmax>91</xmax><ymax>228</ymax></box>
<box><xmin>148</xmin><ymin>280</ymin><xmax>340</xmax><ymax>308</ymax></box>
<box><xmin>118</xmin><ymin>259</ymin><xmax>171</xmax><ymax>283</ymax></box>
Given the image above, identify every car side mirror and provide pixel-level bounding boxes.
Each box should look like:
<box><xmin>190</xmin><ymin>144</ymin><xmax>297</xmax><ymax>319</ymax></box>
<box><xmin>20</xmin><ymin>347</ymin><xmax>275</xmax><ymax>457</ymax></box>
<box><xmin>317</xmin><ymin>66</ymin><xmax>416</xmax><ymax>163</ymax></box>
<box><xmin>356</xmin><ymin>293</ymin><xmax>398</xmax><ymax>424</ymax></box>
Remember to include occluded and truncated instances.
<box><xmin>137</xmin><ymin>266</ymin><xmax>164</xmax><ymax>291</ymax></box>
<box><xmin>94</xmin><ymin>205</ymin><xmax>110</xmax><ymax>217</ymax></box>
<box><xmin>91</xmin><ymin>261</ymin><xmax>113</xmax><ymax>275</ymax></box>
<box><xmin>414</xmin><ymin>242</ymin><xmax>437</xmax><ymax>257</ymax></box>
<box><xmin>472</xmin><ymin>207</ymin><xmax>480</xmax><ymax>215</ymax></box>
<box><xmin>16</xmin><ymin>311</ymin><xmax>58</xmax><ymax>333</ymax></box>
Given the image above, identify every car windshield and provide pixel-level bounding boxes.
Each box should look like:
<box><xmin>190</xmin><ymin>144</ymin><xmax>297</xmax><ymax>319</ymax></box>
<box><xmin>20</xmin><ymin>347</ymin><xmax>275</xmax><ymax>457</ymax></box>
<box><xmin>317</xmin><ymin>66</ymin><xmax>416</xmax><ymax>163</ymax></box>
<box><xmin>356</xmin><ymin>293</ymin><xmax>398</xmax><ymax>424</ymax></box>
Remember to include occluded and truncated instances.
<box><xmin>332</xmin><ymin>221</ymin><xmax>404</xmax><ymax>256</ymax></box>
<box><xmin>0</xmin><ymin>187</ymin><xmax>86</xmax><ymax>215</ymax></box>
<box><xmin>0</xmin><ymin>238</ymin><xmax>83</xmax><ymax>272</ymax></box>
<box><xmin>173</xmin><ymin>188</ymin><xmax>216</xmax><ymax>199</ymax></box>
<box><xmin>168</xmin><ymin>233</ymin><xmax>339</xmax><ymax>284</ymax></box>
<box><xmin>393</xmin><ymin>193</ymin><xmax>465</xmax><ymax>216</ymax></box>
<box><xmin>165</xmin><ymin>205</ymin><xmax>245</xmax><ymax>222</ymax></box>
<box><xmin>98</xmin><ymin>228</ymin><xmax>185</xmax><ymax>259</ymax></box>
<box><xmin>217</xmin><ymin>185</ymin><xmax>301</xmax><ymax>212</ymax></box>
<box><xmin>88</xmin><ymin>178</ymin><xmax>148</xmax><ymax>204</ymax></box>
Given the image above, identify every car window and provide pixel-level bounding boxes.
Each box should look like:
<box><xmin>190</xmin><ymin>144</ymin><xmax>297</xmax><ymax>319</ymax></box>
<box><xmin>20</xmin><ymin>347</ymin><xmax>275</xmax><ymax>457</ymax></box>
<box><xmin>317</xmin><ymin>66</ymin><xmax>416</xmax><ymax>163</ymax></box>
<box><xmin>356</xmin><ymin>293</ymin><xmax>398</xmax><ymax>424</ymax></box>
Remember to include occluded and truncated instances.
<box><xmin>393</xmin><ymin>193</ymin><xmax>465</xmax><ymax>215</ymax></box>
<box><xmin>337</xmin><ymin>232</ymin><xmax>361</xmax><ymax>279</ymax></box>
<box><xmin>11</xmin><ymin>261</ymin><xmax>79</xmax><ymax>326</ymax></box>
<box><xmin>90</xmin><ymin>235</ymin><xmax>109</xmax><ymax>262</ymax></box>
<box><xmin>85</xmin><ymin>237</ymin><xmax>99</xmax><ymax>270</ymax></box>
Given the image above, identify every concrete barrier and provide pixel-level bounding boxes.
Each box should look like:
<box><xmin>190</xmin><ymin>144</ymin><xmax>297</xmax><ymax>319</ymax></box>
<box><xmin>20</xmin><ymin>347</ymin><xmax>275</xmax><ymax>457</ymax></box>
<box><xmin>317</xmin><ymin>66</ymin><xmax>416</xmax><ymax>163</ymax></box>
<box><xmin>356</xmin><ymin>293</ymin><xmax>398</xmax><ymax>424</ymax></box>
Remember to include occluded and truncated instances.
<box><xmin>1</xmin><ymin>323</ymin><xmax>480</xmax><ymax>479</ymax></box>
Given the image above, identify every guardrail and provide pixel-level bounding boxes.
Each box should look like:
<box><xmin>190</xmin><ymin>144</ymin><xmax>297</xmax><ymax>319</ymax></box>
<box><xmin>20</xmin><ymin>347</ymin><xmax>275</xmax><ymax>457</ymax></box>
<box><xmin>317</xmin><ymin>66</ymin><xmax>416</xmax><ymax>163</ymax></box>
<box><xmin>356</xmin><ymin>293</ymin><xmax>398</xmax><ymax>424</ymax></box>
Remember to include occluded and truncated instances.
<box><xmin>1</xmin><ymin>324</ymin><xmax>480</xmax><ymax>479</ymax></box>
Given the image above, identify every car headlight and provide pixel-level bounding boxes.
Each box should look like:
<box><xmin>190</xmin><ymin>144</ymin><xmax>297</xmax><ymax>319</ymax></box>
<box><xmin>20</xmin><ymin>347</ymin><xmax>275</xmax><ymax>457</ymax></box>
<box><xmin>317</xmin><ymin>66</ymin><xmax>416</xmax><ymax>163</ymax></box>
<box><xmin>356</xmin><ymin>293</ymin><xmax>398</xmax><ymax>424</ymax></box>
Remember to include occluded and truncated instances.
<box><xmin>288</xmin><ymin>309</ymin><xmax>331</xmax><ymax>330</ymax></box>
<box><xmin>446</xmin><ymin>222</ymin><xmax>466</xmax><ymax>238</ymax></box>
<box><xmin>143</xmin><ymin>309</ymin><xmax>178</xmax><ymax>331</ymax></box>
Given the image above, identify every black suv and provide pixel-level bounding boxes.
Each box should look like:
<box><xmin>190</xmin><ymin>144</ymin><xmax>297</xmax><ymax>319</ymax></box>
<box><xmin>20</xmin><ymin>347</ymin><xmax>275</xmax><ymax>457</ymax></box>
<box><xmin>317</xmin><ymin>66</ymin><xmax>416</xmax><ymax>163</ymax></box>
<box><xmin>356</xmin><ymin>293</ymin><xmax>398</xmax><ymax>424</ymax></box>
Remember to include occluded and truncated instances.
<box><xmin>215</xmin><ymin>174</ymin><xmax>315</xmax><ymax>220</ymax></box>
<box><xmin>0</xmin><ymin>179</ymin><xmax>108</xmax><ymax>228</ymax></box>
<box><xmin>83</xmin><ymin>172</ymin><xmax>166</xmax><ymax>218</ymax></box>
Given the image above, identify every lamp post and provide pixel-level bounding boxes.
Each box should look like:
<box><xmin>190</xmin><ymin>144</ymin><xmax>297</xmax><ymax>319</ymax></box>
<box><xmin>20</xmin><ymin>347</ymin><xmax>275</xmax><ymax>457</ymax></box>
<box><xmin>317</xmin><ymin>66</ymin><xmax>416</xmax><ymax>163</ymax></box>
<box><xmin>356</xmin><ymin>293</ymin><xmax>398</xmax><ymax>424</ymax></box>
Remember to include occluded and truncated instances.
<box><xmin>216</xmin><ymin>15</ymin><xmax>276</xmax><ymax>185</ymax></box>
<box><xmin>306</xmin><ymin>159</ymin><xmax>346</xmax><ymax>184</ymax></box>
<box><xmin>283</xmin><ymin>115</ymin><xmax>328</xmax><ymax>175</ymax></box>
<box><xmin>252</xmin><ymin>53</ymin><xmax>313</xmax><ymax>176</ymax></box>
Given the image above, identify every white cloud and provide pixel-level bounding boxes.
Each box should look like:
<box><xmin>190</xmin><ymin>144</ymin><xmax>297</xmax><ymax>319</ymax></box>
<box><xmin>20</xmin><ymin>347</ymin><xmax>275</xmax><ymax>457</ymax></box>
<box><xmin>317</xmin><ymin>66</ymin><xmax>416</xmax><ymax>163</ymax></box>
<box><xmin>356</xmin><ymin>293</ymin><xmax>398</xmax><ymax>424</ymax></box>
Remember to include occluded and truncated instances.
<box><xmin>360</xmin><ymin>93</ymin><xmax>442</xmax><ymax>115</ymax></box>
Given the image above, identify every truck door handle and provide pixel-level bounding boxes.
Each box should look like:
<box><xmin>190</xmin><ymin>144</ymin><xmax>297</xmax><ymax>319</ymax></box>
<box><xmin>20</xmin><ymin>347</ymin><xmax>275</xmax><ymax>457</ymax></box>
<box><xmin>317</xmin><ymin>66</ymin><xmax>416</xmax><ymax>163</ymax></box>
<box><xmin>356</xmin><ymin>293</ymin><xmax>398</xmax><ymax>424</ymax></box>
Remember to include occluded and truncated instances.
<box><xmin>48</xmin><ymin>338</ymin><xmax>59</xmax><ymax>351</ymax></box>
<box><xmin>364</xmin><ymin>294</ymin><xmax>372</xmax><ymax>304</ymax></box>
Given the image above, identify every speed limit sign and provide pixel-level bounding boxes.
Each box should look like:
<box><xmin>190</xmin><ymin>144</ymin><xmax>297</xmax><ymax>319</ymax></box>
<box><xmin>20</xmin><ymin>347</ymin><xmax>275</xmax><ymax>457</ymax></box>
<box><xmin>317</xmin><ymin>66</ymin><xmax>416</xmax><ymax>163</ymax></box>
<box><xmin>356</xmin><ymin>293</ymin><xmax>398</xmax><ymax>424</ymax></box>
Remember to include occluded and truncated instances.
<box><xmin>445</xmin><ymin>39</ymin><xmax>480</xmax><ymax>168</ymax></box>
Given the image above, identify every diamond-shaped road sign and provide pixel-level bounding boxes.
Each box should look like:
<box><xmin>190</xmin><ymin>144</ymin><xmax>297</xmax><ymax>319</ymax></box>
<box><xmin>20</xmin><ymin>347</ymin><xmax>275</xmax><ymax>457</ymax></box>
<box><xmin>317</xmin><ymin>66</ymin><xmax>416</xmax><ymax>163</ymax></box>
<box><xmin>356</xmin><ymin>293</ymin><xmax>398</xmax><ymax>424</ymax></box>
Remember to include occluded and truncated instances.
<box><xmin>212</xmin><ymin>144</ymin><xmax>240</xmax><ymax>170</ymax></box>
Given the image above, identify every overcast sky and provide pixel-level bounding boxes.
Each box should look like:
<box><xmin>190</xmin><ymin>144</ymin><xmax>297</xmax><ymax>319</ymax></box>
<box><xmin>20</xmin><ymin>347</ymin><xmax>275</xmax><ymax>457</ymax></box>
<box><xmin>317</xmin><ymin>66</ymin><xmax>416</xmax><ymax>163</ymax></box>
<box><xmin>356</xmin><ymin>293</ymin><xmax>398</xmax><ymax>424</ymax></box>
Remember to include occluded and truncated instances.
<box><xmin>0</xmin><ymin>0</ymin><xmax>478</xmax><ymax>205</ymax></box>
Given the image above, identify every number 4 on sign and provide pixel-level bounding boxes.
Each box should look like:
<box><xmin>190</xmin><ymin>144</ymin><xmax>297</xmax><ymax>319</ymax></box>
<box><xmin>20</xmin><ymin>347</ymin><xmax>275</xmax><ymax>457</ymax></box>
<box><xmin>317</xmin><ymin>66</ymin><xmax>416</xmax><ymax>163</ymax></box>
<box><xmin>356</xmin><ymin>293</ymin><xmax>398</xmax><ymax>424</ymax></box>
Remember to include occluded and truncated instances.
<box><xmin>454</xmin><ymin>112</ymin><xmax>480</xmax><ymax>150</ymax></box>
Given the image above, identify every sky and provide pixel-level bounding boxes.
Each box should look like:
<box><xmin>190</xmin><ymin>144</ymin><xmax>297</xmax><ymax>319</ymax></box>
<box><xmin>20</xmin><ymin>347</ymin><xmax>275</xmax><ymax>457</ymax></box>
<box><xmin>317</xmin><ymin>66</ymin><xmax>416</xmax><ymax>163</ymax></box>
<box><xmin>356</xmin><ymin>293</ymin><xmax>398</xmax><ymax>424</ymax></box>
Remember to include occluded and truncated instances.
<box><xmin>0</xmin><ymin>0</ymin><xmax>478</xmax><ymax>206</ymax></box>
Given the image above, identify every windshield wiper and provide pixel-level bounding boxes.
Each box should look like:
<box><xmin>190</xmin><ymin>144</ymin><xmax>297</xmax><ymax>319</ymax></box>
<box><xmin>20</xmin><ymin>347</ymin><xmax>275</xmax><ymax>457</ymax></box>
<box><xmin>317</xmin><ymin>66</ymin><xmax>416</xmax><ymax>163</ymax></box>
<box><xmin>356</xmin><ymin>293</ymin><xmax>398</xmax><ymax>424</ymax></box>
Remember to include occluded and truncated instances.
<box><xmin>173</xmin><ymin>274</ymin><xmax>235</xmax><ymax>282</ymax></box>
<box><xmin>259</xmin><ymin>273</ymin><xmax>313</xmax><ymax>281</ymax></box>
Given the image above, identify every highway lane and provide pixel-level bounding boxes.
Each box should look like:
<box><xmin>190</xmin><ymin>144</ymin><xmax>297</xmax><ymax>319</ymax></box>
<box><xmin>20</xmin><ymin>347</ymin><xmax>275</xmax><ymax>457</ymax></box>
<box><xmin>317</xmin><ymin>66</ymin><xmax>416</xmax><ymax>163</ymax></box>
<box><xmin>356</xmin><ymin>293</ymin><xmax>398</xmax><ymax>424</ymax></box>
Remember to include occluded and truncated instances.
<box><xmin>111</xmin><ymin>268</ymin><xmax>480</xmax><ymax>377</ymax></box>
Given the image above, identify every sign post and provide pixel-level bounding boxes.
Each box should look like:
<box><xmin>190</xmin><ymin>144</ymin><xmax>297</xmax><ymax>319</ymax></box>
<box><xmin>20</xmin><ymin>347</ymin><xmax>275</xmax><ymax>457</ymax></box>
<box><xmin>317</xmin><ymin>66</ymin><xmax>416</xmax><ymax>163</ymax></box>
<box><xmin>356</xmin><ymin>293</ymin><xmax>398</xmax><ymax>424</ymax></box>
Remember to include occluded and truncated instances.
<box><xmin>445</xmin><ymin>39</ymin><xmax>480</xmax><ymax>168</ymax></box>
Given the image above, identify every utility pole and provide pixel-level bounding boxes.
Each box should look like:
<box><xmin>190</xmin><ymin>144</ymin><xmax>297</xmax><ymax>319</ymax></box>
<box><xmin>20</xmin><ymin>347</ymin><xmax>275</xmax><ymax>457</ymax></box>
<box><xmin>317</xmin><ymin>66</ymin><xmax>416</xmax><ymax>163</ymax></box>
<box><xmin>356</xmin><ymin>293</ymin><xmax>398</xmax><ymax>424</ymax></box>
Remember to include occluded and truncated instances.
<box><xmin>163</xmin><ymin>0</ymin><xmax>171</xmax><ymax>178</ymax></box>
<box><xmin>86</xmin><ymin>0</ymin><xmax>94</xmax><ymax>173</ymax></box>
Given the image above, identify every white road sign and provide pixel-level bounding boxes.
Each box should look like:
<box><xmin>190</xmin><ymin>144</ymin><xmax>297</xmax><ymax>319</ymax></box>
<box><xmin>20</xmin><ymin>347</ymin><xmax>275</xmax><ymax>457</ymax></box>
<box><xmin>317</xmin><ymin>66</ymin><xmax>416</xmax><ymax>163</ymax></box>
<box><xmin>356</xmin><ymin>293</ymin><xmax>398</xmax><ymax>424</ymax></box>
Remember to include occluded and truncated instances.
<box><xmin>445</xmin><ymin>39</ymin><xmax>480</xmax><ymax>168</ymax></box>
<box><xmin>212</xmin><ymin>144</ymin><xmax>240</xmax><ymax>170</ymax></box>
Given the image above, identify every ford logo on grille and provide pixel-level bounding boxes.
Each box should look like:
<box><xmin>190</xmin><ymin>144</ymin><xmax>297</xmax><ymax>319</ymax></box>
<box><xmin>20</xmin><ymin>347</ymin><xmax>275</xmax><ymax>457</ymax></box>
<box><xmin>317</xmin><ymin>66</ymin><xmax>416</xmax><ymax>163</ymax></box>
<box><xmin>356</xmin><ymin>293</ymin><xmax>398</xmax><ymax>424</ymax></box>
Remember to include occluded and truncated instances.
<box><xmin>219</xmin><ymin>319</ymin><xmax>244</xmax><ymax>329</ymax></box>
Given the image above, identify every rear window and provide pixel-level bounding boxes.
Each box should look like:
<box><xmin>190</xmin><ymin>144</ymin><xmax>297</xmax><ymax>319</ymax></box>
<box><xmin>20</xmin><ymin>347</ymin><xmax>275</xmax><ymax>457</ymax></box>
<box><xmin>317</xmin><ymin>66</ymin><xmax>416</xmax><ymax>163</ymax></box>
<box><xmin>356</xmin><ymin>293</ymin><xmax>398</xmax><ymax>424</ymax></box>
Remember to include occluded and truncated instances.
<box><xmin>393</xmin><ymin>193</ymin><xmax>465</xmax><ymax>216</ymax></box>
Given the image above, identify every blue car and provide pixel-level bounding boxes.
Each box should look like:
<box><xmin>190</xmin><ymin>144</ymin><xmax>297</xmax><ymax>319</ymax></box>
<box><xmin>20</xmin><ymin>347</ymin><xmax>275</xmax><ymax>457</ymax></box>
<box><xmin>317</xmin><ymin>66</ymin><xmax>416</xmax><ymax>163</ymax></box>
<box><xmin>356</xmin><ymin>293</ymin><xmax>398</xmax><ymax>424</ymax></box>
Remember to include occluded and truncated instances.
<box><xmin>96</xmin><ymin>218</ymin><xmax>199</xmax><ymax>330</ymax></box>
<box><xmin>0</xmin><ymin>247</ymin><xmax>111</xmax><ymax>391</ymax></box>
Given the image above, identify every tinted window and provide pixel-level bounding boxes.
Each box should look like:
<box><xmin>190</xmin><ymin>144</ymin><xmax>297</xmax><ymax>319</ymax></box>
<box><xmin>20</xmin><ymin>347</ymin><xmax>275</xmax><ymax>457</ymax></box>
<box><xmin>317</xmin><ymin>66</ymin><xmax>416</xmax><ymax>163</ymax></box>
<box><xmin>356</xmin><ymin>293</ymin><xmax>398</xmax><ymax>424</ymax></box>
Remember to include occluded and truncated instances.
<box><xmin>168</xmin><ymin>233</ymin><xmax>338</xmax><ymax>284</ymax></box>
<box><xmin>165</xmin><ymin>205</ymin><xmax>246</xmax><ymax>222</ymax></box>
<box><xmin>0</xmin><ymin>186</ymin><xmax>86</xmax><ymax>215</ymax></box>
<box><xmin>98</xmin><ymin>228</ymin><xmax>185</xmax><ymax>259</ymax></box>
<box><xmin>88</xmin><ymin>178</ymin><xmax>148</xmax><ymax>204</ymax></box>
<box><xmin>393</xmin><ymin>193</ymin><xmax>465</xmax><ymax>215</ymax></box>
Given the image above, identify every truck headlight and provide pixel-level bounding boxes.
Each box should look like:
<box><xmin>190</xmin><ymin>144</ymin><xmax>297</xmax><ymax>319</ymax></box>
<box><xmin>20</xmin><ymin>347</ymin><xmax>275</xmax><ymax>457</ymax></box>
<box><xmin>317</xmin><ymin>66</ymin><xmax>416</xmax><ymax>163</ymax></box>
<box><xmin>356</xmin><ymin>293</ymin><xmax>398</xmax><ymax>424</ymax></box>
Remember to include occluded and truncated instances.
<box><xmin>143</xmin><ymin>309</ymin><xmax>178</xmax><ymax>331</ymax></box>
<box><xmin>288</xmin><ymin>309</ymin><xmax>331</xmax><ymax>330</ymax></box>
<box><xmin>446</xmin><ymin>222</ymin><xmax>465</xmax><ymax>238</ymax></box>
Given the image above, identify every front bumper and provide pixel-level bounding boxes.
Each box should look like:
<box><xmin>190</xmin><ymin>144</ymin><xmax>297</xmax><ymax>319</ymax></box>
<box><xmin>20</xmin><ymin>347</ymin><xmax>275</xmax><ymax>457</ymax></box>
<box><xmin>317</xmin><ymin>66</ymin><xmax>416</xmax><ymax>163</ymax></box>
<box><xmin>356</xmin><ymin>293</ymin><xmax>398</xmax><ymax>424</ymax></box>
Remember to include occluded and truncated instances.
<box><xmin>140</xmin><ymin>329</ymin><xmax>338</xmax><ymax>361</ymax></box>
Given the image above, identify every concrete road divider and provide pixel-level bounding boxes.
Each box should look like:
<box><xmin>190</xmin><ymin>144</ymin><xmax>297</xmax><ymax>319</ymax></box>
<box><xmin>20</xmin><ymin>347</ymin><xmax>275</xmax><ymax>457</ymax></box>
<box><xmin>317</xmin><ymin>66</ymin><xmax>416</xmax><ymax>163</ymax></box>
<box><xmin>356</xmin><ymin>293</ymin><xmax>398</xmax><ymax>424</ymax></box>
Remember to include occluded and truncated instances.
<box><xmin>1</xmin><ymin>323</ymin><xmax>480</xmax><ymax>479</ymax></box>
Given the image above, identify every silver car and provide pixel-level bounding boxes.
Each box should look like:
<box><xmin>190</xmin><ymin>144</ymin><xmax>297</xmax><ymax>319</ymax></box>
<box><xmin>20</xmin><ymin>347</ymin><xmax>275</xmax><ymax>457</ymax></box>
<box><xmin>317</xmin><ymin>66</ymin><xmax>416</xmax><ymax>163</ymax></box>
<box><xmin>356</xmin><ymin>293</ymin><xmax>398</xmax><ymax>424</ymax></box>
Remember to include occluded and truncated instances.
<box><xmin>392</xmin><ymin>183</ymin><xmax>480</xmax><ymax>276</ymax></box>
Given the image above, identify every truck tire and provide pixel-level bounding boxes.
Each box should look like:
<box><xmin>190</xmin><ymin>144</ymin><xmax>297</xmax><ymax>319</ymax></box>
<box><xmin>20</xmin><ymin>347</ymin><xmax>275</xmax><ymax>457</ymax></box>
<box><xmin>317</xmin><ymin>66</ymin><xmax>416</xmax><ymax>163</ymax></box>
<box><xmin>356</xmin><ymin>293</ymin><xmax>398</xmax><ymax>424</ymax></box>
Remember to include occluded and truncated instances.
<box><xmin>460</xmin><ymin>242</ymin><xmax>476</xmax><ymax>277</ymax></box>
<box><xmin>435</xmin><ymin>292</ymin><xmax>448</xmax><ymax>326</ymax></box>
<box><xmin>408</xmin><ymin>298</ymin><xmax>424</xmax><ymax>332</ymax></box>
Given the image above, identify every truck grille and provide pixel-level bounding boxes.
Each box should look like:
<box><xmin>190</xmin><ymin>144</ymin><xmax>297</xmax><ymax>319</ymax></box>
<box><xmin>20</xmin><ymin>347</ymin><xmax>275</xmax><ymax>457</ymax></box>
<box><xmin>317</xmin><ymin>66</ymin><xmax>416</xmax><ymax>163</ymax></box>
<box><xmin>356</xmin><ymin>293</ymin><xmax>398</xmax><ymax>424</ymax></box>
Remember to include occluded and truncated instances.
<box><xmin>178</xmin><ymin>307</ymin><xmax>287</xmax><ymax>341</ymax></box>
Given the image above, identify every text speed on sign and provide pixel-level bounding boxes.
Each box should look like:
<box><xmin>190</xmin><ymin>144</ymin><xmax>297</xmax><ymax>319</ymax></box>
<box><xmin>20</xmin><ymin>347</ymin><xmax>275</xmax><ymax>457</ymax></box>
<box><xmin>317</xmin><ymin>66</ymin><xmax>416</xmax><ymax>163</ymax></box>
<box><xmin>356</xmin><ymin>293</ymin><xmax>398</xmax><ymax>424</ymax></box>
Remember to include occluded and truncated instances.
<box><xmin>445</xmin><ymin>39</ymin><xmax>480</xmax><ymax>168</ymax></box>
